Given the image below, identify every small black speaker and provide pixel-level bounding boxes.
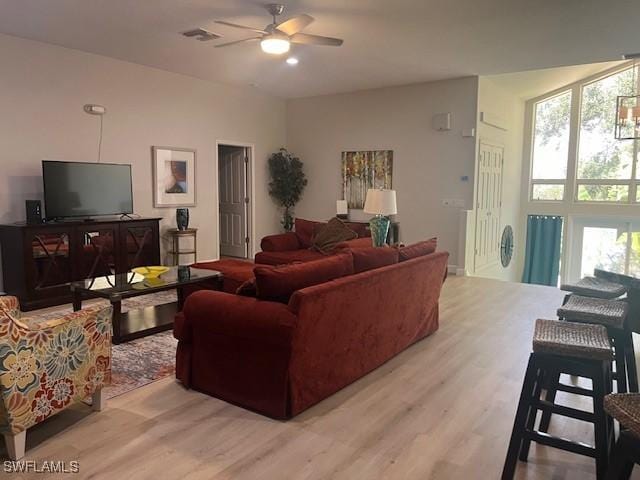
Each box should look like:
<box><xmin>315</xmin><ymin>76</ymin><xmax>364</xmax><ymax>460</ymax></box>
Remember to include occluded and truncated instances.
<box><xmin>25</xmin><ymin>200</ymin><xmax>43</xmax><ymax>224</ymax></box>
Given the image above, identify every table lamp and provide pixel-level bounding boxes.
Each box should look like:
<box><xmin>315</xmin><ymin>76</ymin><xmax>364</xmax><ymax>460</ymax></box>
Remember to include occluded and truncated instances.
<box><xmin>364</xmin><ymin>189</ymin><xmax>397</xmax><ymax>247</ymax></box>
<box><xmin>336</xmin><ymin>200</ymin><xmax>348</xmax><ymax>219</ymax></box>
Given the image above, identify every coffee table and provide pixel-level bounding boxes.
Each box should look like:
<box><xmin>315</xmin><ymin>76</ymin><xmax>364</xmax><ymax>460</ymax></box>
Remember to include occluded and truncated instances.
<box><xmin>70</xmin><ymin>266</ymin><xmax>223</xmax><ymax>344</ymax></box>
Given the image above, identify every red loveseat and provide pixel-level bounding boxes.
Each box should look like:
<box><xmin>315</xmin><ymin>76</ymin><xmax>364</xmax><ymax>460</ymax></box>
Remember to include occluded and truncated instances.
<box><xmin>255</xmin><ymin>217</ymin><xmax>371</xmax><ymax>265</ymax></box>
<box><xmin>174</xmin><ymin>249</ymin><xmax>449</xmax><ymax>419</ymax></box>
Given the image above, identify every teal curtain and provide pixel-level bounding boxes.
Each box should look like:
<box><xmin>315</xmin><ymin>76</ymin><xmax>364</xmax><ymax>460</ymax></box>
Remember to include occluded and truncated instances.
<box><xmin>522</xmin><ymin>215</ymin><xmax>563</xmax><ymax>286</ymax></box>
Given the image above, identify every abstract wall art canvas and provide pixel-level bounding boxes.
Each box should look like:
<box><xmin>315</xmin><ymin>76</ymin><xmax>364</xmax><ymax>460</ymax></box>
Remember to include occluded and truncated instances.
<box><xmin>341</xmin><ymin>150</ymin><xmax>393</xmax><ymax>209</ymax></box>
<box><xmin>152</xmin><ymin>146</ymin><xmax>196</xmax><ymax>207</ymax></box>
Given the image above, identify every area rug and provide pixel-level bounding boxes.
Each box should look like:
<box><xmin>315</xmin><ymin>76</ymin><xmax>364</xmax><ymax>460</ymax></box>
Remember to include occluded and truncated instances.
<box><xmin>25</xmin><ymin>291</ymin><xmax>178</xmax><ymax>400</ymax></box>
<box><xmin>108</xmin><ymin>330</ymin><xmax>177</xmax><ymax>399</ymax></box>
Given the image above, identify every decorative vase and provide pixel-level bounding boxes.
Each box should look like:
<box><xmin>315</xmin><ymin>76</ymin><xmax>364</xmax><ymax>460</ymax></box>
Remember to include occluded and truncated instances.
<box><xmin>176</xmin><ymin>208</ymin><xmax>189</xmax><ymax>231</ymax></box>
<box><xmin>178</xmin><ymin>265</ymin><xmax>191</xmax><ymax>282</ymax></box>
<box><xmin>369</xmin><ymin>215</ymin><xmax>390</xmax><ymax>247</ymax></box>
<box><xmin>282</xmin><ymin>208</ymin><xmax>294</xmax><ymax>232</ymax></box>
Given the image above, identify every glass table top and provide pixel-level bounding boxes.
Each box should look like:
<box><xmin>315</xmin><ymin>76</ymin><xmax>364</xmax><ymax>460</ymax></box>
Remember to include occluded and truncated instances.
<box><xmin>70</xmin><ymin>266</ymin><xmax>222</xmax><ymax>298</ymax></box>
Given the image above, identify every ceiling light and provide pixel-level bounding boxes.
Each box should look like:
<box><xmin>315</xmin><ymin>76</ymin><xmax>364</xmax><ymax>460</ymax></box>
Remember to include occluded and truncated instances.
<box><xmin>260</xmin><ymin>33</ymin><xmax>290</xmax><ymax>55</ymax></box>
<box><xmin>286</xmin><ymin>57</ymin><xmax>299</xmax><ymax>65</ymax></box>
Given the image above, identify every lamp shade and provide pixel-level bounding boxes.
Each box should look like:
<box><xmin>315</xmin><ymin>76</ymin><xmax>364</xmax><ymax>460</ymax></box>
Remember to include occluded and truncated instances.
<box><xmin>363</xmin><ymin>189</ymin><xmax>397</xmax><ymax>215</ymax></box>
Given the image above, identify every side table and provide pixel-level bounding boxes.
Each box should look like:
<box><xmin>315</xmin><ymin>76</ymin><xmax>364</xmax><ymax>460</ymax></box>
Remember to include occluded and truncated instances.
<box><xmin>167</xmin><ymin>228</ymin><xmax>197</xmax><ymax>265</ymax></box>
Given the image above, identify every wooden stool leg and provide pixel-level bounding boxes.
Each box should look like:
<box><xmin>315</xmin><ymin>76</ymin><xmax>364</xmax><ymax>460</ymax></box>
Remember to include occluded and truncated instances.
<box><xmin>539</xmin><ymin>369</ymin><xmax>561</xmax><ymax>433</ymax></box>
<box><xmin>519</xmin><ymin>367</ymin><xmax>544</xmax><ymax>461</ymax></box>
<box><xmin>502</xmin><ymin>355</ymin><xmax>537</xmax><ymax>480</ymax></box>
<box><xmin>613</xmin><ymin>331</ymin><xmax>629</xmax><ymax>393</ymax></box>
<box><xmin>593</xmin><ymin>362</ymin><xmax>610</xmax><ymax>480</ymax></box>
<box><xmin>605</xmin><ymin>431</ymin><xmax>635</xmax><ymax>480</ymax></box>
<box><xmin>624</xmin><ymin>331</ymin><xmax>638</xmax><ymax>393</ymax></box>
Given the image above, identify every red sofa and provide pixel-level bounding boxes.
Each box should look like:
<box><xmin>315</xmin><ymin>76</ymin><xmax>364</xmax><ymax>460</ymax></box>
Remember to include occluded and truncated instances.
<box><xmin>174</xmin><ymin>249</ymin><xmax>449</xmax><ymax>419</ymax></box>
<box><xmin>255</xmin><ymin>217</ymin><xmax>371</xmax><ymax>265</ymax></box>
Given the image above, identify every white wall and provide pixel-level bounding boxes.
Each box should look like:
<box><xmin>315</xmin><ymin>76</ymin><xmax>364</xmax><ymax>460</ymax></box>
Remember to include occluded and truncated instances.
<box><xmin>286</xmin><ymin>77</ymin><xmax>479</xmax><ymax>268</ymax></box>
<box><xmin>469</xmin><ymin>77</ymin><xmax>526</xmax><ymax>281</ymax></box>
<box><xmin>0</xmin><ymin>34</ymin><xmax>286</xmax><ymax>290</ymax></box>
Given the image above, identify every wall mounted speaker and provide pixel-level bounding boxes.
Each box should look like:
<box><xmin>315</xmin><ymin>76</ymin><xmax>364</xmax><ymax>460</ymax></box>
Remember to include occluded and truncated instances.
<box><xmin>25</xmin><ymin>200</ymin><xmax>42</xmax><ymax>224</ymax></box>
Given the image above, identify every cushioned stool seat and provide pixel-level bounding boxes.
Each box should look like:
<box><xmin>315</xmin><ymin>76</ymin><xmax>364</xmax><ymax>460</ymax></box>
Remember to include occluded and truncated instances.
<box><xmin>605</xmin><ymin>393</ymin><xmax>640</xmax><ymax>439</ymax></box>
<box><xmin>533</xmin><ymin>318</ymin><xmax>613</xmax><ymax>360</ymax></box>
<box><xmin>560</xmin><ymin>276</ymin><xmax>626</xmax><ymax>299</ymax></box>
<box><xmin>557</xmin><ymin>295</ymin><xmax>628</xmax><ymax>329</ymax></box>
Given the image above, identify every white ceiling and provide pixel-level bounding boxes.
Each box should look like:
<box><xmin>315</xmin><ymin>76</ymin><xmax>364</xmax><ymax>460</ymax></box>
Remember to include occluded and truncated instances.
<box><xmin>0</xmin><ymin>0</ymin><xmax>639</xmax><ymax>98</ymax></box>
<box><xmin>486</xmin><ymin>60</ymin><xmax>627</xmax><ymax>100</ymax></box>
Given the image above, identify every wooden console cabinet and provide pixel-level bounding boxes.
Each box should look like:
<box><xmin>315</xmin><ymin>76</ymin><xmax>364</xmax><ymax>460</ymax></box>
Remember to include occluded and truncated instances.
<box><xmin>0</xmin><ymin>218</ymin><xmax>161</xmax><ymax>311</ymax></box>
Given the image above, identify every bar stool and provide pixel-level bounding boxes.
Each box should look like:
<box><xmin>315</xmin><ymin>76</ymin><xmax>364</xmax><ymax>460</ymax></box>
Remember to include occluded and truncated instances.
<box><xmin>557</xmin><ymin>295</ymin><xmax>637</xmax><ymax>394</ymax></box>
<box><xmin>604</xmin><ymin>393</ymin><xmax>640</xmax><ymax>478</ymax></box>
<box><xmin>502</xmin><ymin>319</ymin><xmax>614</xmax><ymax>480</ymax></box>
<box><xmin>561</xmin><ymin>276</ymin><xmax>627</xmax><ymax>300</ymax></box>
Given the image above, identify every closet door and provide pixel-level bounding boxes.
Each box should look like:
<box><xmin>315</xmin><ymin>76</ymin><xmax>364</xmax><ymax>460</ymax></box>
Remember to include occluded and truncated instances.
<box><xmin>475</xmin><ymin>141</ymin><xmax>504</xmax><ymax>270</ymax></box>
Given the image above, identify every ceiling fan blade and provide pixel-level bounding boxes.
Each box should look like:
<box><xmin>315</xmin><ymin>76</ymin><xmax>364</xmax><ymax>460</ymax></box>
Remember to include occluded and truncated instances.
<box><xmin>275</xmin><ymin>14</ymin><xmax>314</xmax><ymax>36</ymax></box>
<box><xmin>214</xmin><ymin>20</ymin><xmax>268</xmax><ymax>35</ymax></box>
<box><xmin>215</xmin><ymin>37</ymin><xmax>262</xmax><ymax>48</ymax></box>
<box><xmin>290</xmin><ymin>33</ymin><xmax>343</xmax><ymax>46</ymax></box>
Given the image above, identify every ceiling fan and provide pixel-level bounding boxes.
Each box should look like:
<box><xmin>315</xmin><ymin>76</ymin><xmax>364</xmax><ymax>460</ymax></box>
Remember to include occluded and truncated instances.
<box><xmin>213</xmin><ymin>3</ymin><xmax>343</xmax><ymax>55</ymax></box>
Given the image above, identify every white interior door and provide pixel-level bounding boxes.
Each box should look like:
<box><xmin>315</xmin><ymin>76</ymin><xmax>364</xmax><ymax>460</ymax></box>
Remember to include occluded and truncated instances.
<box><xmin>474</xmin><ymin>141</ymin><xmax>504</xmax><ymax>270</ymax></box>
<box><xmin>218</xmin><ymin>146</ymin><xmax>248</xmax><ymax>258</ymax></box>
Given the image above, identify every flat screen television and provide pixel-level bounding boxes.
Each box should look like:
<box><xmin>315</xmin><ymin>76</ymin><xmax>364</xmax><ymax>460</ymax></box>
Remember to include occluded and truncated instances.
<box><xmin>42</xmin><ymin>160</ymin><xmax>133</xmax><ymax>219</ymax></box>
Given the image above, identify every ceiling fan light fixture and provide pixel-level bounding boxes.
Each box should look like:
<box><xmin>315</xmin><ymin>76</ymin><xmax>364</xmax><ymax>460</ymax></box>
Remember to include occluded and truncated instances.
<box><xmin>261</xmin><ymin>34</ymin><xmax>290</xmax><ymax>54</ymax></box>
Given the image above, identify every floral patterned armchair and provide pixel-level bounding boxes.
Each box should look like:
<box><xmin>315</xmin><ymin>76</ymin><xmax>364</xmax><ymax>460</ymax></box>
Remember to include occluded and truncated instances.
<box><xmin>0</xmin><ymin>296</ymin><xmax>112</xmax><ymax>460</ymax></box>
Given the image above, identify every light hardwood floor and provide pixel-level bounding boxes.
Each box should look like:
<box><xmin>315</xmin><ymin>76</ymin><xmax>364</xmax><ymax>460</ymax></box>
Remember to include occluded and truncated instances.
<box><xmin>4</xmin><ymin>276</ymin><xmax>640</xmax><ymax>479</ymax></box>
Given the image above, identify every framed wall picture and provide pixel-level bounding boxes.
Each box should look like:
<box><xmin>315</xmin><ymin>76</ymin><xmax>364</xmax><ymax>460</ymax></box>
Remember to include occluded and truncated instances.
<box><xmin>152</xmin><ymin>146</ymin><xmax>196</xmax><ymax>207</ymax></box>
<box><xmin>342</xmin><ymin>150</ymin><xmax>393</xmax><ymax>209</ymax></box>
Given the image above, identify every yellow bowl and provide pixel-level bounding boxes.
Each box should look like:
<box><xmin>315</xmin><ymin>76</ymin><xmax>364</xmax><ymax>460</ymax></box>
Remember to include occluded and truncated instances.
<box><xmin>132</xmin><ymin>266</ymin><xmax>170</xmax><ymax>279</ymax></box>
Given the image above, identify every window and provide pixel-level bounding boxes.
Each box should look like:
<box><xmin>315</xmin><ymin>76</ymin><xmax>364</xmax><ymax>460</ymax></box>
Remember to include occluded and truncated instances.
<box><xmin>528</xmin><ymin>65</ymin><xmax>640</xmax><ymax>204</ymax></box>
<box><xmin>569</xmin><ymin>219</ymin><xmax>640</xmax><ymax>280</ymax></box>
<box><xmin>577</xmin><ymin>68</ymin><xmax>636</xmax><ymax>202</ymax></box>
<box><xmin>530</xmin><ymin>91</ymin><xmax>571</xmax><ymax>201</ymax></box>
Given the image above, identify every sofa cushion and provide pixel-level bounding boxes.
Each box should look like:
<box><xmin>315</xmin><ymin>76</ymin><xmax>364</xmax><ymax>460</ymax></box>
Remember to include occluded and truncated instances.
<box><xmin>260</xmin><ymin>232</ymin><xmax>301</xmax><ymax>252</ymax></box>
<box><xmin>254</xmin><ymin>252</ymin><xmax>354</xmax><ymax>303</ymax></box>
<box><xmin>311</xmin><ymin>218</ymin><xmax>358</xmax><ymax>254</ymax></box>
<box><xmin>336</xmin><ymin>237</ymin><xmax>374</xmax><ymax>250</ymax></box>
<box><xmin>294</xmin><ymin>218</ymin><xmax>322</xmax><ymax>248</ymax></box>
<box><xmin>352</xmin><ymin>247</ymin><xmax>399</xmax><ymax>273</ymax></box>
<box><xmin>398</xmin><ymin>238</ymin><xmax>438</xmax><ymax>261</ymax></box>
<box><xmin>344</xmin><ymin>222</ymin><xmax>371</xmax><ymax>238</ymax></box>
<box><xmin>254</xmin><ymin>249</ymin><xmax>325</xmax><ymax>266</ymax></box>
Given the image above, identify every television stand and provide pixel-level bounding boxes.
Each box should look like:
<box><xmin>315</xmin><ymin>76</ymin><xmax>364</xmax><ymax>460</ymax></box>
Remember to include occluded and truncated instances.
<box><xmin>120</xmin><ymin>213</ymin><xmax>136</xmax><ymax>220</ymax></box>
<box><xmin>0</xmin><ymin>217</ymin><xmax>161</xmax><ymax>310</ymax></box>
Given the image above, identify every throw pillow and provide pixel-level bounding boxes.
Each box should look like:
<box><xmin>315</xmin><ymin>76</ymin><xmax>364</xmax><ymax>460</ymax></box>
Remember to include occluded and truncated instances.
<box><xmin>352</xmin><ymin>247</ymin><xmax>399</xmax><ymax>273</ymax></box>
<box><xmin>236</xmin><ymin>278</ymin><xmax>257</xmax><ymax>297</ymax></box>
<box><xmin>398</xmin><ymin>237</ymin><xmax>438</xmax><ymax>261</ymax></box>
<box><xmin>254</xmin><ymin>252</ymin><xmax>354</xmax><ymax>303</ymax></box>
<box><xmin>343</xmin><ymin>222</ymin><xmax>371</xmax><ymax>238</ymax></box>
<box><xmin>294</xmin><ymin>218</ymin><xmax>322</xmax><ymax>248</ymax></box>
<box><xmin>311</xmin><ymin>217</ymin><xmax>358</xmax><ymax>254</ymax></box>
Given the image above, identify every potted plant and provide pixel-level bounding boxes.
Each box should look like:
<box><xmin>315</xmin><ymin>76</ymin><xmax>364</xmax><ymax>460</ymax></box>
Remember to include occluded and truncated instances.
<box><xmin>268</xmin><ymin>148</ymin><xmax>308</xmax><ymax>231</ymax></box>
